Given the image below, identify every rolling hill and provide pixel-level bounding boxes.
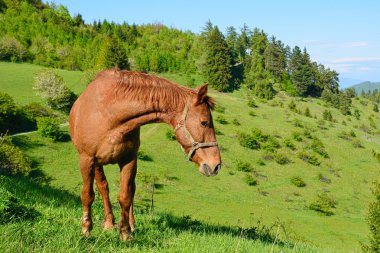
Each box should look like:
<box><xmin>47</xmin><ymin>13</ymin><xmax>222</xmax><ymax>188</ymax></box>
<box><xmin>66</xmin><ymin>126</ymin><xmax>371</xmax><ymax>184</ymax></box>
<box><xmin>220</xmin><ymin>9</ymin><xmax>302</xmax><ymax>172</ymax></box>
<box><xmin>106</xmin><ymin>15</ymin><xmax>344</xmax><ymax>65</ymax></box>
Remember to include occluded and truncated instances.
<box><xmin>349</xmin><ymin>81</ymin><xmax>380</xmax><ymax>94</ymax></box>
<box><xmin>1</xmin><ymin>62</ymin><xmax>380</xmax><ymax>252</ymax></box>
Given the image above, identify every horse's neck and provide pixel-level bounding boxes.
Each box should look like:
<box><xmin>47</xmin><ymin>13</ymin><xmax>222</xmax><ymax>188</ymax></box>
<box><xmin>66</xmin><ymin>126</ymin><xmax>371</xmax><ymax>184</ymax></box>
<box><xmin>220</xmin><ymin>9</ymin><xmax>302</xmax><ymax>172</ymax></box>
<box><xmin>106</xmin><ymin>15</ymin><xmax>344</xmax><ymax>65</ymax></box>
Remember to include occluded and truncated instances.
<box><xmin>107</xmin><ymin>94</ymin><xmax>185</xmax><ymax>130</ymax></box>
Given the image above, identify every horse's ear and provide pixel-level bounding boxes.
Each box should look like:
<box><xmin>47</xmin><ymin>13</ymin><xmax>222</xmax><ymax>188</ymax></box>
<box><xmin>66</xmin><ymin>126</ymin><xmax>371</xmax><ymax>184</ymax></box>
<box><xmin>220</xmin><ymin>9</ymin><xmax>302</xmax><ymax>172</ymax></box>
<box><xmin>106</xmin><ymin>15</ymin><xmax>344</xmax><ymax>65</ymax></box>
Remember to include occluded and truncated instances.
<box><xmin>196</xmin><ymin>83</ymin><xmax>208</xmax><ymax>104</ymax></box>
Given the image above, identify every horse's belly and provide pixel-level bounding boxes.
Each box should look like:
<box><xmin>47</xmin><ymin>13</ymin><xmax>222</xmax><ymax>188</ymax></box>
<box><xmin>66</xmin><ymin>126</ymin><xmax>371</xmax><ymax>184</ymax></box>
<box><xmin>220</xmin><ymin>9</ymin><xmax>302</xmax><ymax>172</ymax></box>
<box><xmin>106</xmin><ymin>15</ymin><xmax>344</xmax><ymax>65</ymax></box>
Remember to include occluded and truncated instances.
<box><xmin>95</xmin><ymin>132</ymin><xmax>136</xmax><ymax>164</ymax></box>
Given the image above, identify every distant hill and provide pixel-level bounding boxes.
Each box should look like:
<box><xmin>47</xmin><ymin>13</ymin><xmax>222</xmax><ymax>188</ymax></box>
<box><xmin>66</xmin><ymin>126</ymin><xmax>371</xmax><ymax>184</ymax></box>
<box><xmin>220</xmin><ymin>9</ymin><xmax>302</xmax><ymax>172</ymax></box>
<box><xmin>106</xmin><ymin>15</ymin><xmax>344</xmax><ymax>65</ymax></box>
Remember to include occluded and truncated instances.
<box><xmin>349</xmin><ymin>81</ymin><xmax>380</xmax><ymax>93</ymax></box>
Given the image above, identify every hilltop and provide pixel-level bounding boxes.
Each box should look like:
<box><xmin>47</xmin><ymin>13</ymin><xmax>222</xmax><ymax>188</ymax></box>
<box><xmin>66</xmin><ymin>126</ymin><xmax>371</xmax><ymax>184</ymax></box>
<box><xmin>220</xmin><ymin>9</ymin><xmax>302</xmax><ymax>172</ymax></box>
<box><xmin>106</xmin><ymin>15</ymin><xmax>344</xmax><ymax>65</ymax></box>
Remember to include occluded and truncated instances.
<box><xmin>1</xmin><ymin>62</ymin><xmax>380</xmax><ymax>252</ymax></box>
<box><xmin>349</xmin><ymin>81</ymin><xmax>380</xmax><ymax>94</ymax></box>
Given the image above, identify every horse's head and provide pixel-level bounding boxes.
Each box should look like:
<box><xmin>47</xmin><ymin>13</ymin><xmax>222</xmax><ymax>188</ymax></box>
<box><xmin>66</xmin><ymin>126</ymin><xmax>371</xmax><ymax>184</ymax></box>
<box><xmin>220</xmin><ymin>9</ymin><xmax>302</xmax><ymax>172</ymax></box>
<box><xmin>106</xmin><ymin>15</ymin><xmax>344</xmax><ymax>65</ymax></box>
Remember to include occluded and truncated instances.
<box><xmin>174</xmin><ymin>84</ymin><xmax>221</xmax><ymax>176</ymax></box>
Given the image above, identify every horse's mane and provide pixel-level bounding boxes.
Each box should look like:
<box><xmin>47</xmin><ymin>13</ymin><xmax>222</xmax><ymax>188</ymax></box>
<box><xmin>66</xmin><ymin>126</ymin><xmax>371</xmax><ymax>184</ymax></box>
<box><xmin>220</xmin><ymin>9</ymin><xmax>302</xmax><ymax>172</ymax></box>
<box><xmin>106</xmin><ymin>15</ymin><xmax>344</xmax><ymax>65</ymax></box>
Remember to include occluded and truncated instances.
<box><xmin>104</xmin><ymin>69</ymin><xmax>215</xmax><ymax>112</ymax></box>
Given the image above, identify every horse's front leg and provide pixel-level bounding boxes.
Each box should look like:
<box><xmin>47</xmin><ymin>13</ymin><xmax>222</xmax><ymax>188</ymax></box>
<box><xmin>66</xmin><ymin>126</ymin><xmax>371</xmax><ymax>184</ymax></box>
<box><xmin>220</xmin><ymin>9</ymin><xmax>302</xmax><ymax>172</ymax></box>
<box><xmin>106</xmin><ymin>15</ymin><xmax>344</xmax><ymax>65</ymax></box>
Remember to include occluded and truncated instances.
<box><xmin>118</xmin><ymin>156</ymin><xmax>137</xmax><ymax>241</ymax></box>
<box><xmin>79</xmin><ymin>155</ymin><xmax>95</xmax><ymax>237</ymax></box>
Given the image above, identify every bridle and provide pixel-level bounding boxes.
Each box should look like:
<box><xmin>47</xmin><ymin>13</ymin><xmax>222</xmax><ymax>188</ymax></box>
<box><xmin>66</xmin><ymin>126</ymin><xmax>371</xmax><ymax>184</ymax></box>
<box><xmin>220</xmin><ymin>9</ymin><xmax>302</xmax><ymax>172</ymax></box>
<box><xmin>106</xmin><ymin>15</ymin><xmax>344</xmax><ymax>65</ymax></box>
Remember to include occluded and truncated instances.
<box><xmin>174</xmin><ymin>102</ymin><xmax>218</xmax><ymax>161</ymax></box>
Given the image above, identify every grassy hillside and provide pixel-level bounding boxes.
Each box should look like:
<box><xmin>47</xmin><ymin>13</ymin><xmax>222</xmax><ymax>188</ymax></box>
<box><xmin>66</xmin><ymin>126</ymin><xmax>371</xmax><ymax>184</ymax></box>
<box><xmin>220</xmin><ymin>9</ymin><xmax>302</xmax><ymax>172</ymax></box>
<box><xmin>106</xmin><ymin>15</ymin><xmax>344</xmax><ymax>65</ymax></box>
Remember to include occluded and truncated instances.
<box><xmin>349</xmin><ymin>81</ymin><xmax>380</xmax><ymax>94</ymax></box>
<box><xmin>1</xmin><ymin>63</ymin><xmax>380</xmax><ymax>252</ymax></box>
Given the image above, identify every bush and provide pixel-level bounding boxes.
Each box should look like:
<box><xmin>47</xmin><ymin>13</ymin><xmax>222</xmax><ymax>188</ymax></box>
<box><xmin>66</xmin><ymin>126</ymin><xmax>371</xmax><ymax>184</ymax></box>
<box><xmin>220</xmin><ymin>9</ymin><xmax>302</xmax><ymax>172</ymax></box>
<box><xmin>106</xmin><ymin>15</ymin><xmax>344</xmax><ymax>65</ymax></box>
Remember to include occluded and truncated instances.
<box><xmin>33</xmin><ymin>70</ymin><xmax>77</xmax><ymax>113</ymax></box>
<box><xmin>165</xmin><ymin>129</ymin><xmax>176</xmax><ymax>141</ymax></box>
<box><xmin>36</xmin><ymin>117</ymin><xmax>63</xmax><ymax>141</ymax></box>
<box><xmin>352</xmin><ymin>138</ymin><xmax>364</xmax><ymax>148</ymax></box>
<box><xmin>236</xmin><ymin>160</ymin><xmax>254</xmax><ymax>172</ymax></box>
<box><xmin>322</xmin><ymin>109</ymin><xmax>333</xmax><ymax>122</ymax></box>
<box><xmin>288</xmin><ymin>100</ymin><xmax>297</xmax><ymax>111</ymax></box>
<box><xmin>0</xmin><ymin>36</ymin><xmax>26</xmax><ymax>62</ymax></box>
<box><xmin>292</xmin><ymin>131</ymin><xmax>303</xmax><ymax>142</ymax></box>
<box><xmin>297</xmin><ymin>151</ymin><xmax>321</xmax><ymax>166</ymax></box>
<box><xmin>373</xmin><ymin>103</ymin><xmax>379</xmax><ymax>113</ymax></box>
<box><xmin>214</xmin><ymin>104</ymin><xmax>225</xmax><ymax>113</ymax></box>
<box><xmin>215</xmin><ymin>115</ymin><xmax>228</xmax><ymax>124</ymax></box>
<box><xmin>237</xmin><ymin>132</ymin><xmax>260</xmax><ymax>149</ymax></box>
<box><xmin>363</xmin><ymin>182</ymin><xmax>380</xmax><ymax>252</ymax></box>
<box><xmin>354</xmin><ymin>109</ymin><xmax>361</xmax><ymax>120</ymax></box>
<box><xmin>309</xmin><ymin>138</ymin><xmax>329</xmax><ymax>158</ymax></box>
<box><xmin>290</xmin><ymin>176</ymin><xmax>306</xmax><ymax>187</ymax></box>
<box><xmin>318</xmin><ymin>173</ymin><xmax>331</xmax><ymax>184</ymax></box>
<box><xmin>284</xmin><ymin>138</ymin><xmax>296</xmax><ymax>150</ymax></box>
<box><xmin>137</xmin><ymin>150</ymin><xmax>153</xmax><ymax>161</ymax></box>
<box><xmin>214</xmin><ymin>128</ymin><xmax>223</xmax><ymax>135</ymax></box>
<box><xmin>0</xmin><ymin>92</ymin><xmax>17</xmax><ymax>133</ymax></box>
<box><xmin>0</xmin><ymin>136</ymin><xmax>31</xmax><ymax>176</ymax></box>
<box><xmin>274</xmin><ymin>153</ymin><xmax>291</xmax><ymax>165</ymax></box>
<box><xmin>251</xmin><ymin>128</ymin><xmax>269</xmax><ymax>142</ymax></box>
<box><xmin>247</xmin><ymin>99</ymin><xmax>258</xmax><ymax>108</ymax></box>
<box><xmin>309</xmin><ymin>192</ymin><xmax>336</xmax><ymax>216</ymax></box>
<box><xmin>248</xmin><ymin>111</ymin><xmax>256</xmax><ymax>117</ymax></box>
<box><xmin>232</xmin><ymin>118</ymin><xmax>240</xmax><ymax>126</ymax></box>
<box><xmin>304</xmin><ymin>107</ymin><xmax>311</xmax><ymax>117</ymax></box>
<box><xmin>261</xmin><ymin>137</ymin><xmax>281</xmax><ymax>152</ymax></box>
<box><xmin>244</xmin><ymin>174</ymin><xmax>258</xmax><ymax>186</ymax></box>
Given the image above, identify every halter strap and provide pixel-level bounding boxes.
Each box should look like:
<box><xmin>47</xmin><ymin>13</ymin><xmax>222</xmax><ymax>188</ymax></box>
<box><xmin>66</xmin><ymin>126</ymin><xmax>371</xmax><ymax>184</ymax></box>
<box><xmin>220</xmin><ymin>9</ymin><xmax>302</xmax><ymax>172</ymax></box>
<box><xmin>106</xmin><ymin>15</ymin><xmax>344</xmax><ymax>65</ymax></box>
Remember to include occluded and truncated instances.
<box><xmin>174</xmin><ymin>102</ymin><xmax>218</xmax><ymax>161</ymax></box>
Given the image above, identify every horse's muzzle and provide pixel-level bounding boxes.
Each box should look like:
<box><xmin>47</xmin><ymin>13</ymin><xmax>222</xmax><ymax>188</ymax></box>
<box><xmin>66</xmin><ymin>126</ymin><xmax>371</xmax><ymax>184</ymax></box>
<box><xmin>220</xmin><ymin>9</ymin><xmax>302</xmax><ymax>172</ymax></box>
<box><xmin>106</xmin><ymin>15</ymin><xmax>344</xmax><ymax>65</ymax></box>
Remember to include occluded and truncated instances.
<box><xmin>200</xmin><ymin>163</ymin><xmax>221</xmax><ymax>177</ymax></box>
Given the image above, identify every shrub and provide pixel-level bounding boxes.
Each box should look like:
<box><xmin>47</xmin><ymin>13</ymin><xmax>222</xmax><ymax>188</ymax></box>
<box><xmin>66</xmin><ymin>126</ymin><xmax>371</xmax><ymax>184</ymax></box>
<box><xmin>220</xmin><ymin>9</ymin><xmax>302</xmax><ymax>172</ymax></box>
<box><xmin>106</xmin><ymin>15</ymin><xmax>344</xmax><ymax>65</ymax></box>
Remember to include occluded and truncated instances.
<box><xmin>244</xmin><ymin>174</ymin><xmax>258</xmax><ymax>186</ymax></box>
<box><xmin>232</xmin><ymin>118</ymin><xmax>240</xmax><ymax>126</ymax></box>
<box><xmin>290</xmin><ymin>176</ymin><xmax>306</xmax><ymax>187</ymax></box>
<box><xmin>274</xmin><ymin>153</ymin><xmax>291</xmax><ymax>165</ymax></box>
<box><xmin>214</xmin><ymin>128</ymin><xmax>223</xmax><ymax>135</ymax></box>
<box><xmin>137</xmin><ymin>150</ymin><xmax>153</xmax><ymax>161</ymax></box>
<box><xmin>237</xmin><ymin>132</ymin><xmax>260</xmax><ymax>149</ymax></box>
<box><xmin>214</xmin><ymin>104</ymin><xmax>225</xmax><ymax>113</ymax></box>
<box><xmin>249</xmin><ymin>111</ymin><xmax>256</xmax><ymax>117</ymax></box>
<box><xmin>292</xmin><ymin>131</ymin><xmax>303</xmax><ymax>142</ymax></box>
<box><xmin>284</xmin><ymin>138</ymin><xmax>296</xmax><ymax>150</ymax></box>
<box><xmin>0</xmin><ymin>36</ymin><xmax>25</xmax><ymax>62</ymax></box>
<box><xmin>353</xmin><ymin>109</ymin><xmax>361</xmax><ymax>120</ymax></box>
<box><xmin>165</xmin><ymin>129</ymin><xmax>176</xmax><ymax>140</ymax></box>
<box><xmin>0</xmin><ymin>92</ymin><xmax>17</xmax><ymax>133</ymax></box>
<box><xmin>262</xmin><ymin>151</ymin><xmax>274</xmax><ymax>161</ymax></box>
<box><xmin>247</xmin><ymin>99</ymin><xmax>258</xmax><ymax>108</ymax></box>
<box><xmin>309</xmin><ymin>192</ymin><xmax>336</xmax><ymax>216</ymax></box>
<box><xmin>304</xmin><ymin>107</ymin><xmax>311</xmax><ymax>117</ymax></box>
<box><xmin>215</xmin><ymin>115</ymin><xmax>228</xmax><ymax>124</ymax></box>
<box><xmin>298</xmin><ymin>151</ymin><xmax>321</xmax><ymax>166</ymax></box>
<box><xmin>33</xmin><ymin>70</ymin><xmax>77</xmax><ymax>113</ymax></box>
<box><xmin>309</xmin><ymin>138</ymin><xmax>329</xmax><ymax>158</ymax></box>
<box><xmin>288</xmin><ymin>100</ymin><xmax>297</xmax><ymax>111</ymax></box>
<box><xmin>261</xmin><ymin>137</ymin><xmax>281</xmax><ymax>152</ymax></box>
<box><xmin>322</xmin><ymin>109</ymin><xmax>333</xmax><ymax>122</ymax></box>
<box><xmin>36</xmin><ymin>117</ymin><xmax>63</xmax><ymax>141</ymax></box>
<box><xmin>352</xmin><ymin>138</ymin><xmax>364</xmax><ymax>148</ymax></box>
<box><xmin>373</xmin><ymin>150</ymin><xmax>380</xmax><ymax>162</ymax></box>
<box><xmin>318</xmin><ymin>173</ymin><xmax>331</xmax><ymax>184</ymax></box>
<box><xmin>363</xmin><ymin>182</ymin><xmax>380</xmax><ymax>252</ymax></box>
<box><xmin>251</xmin><ymin>128</ymin><xmax>269</xmax><ymax>142</ymax></box>
<box><xmin>0</xmin><ymin>135</ymin><xmax>31</xmax><ymax>176</ymax></box>
<box><xmin>373</xmin><ymin>103</ymin><xmax>379</xmax><ymax>113</ymax></box>
<box><xmin>236</xmin><ymin>160</ymin><xmax>254</xmax><ymax>172</ymax></box>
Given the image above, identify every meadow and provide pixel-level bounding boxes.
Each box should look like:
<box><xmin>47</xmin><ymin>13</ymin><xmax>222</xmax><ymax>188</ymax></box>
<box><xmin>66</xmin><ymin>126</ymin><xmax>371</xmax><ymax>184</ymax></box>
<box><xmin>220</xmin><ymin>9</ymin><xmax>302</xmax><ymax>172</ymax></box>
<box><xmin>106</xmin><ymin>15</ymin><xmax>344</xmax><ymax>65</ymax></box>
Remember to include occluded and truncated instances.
<box><xmin>1</xmin><ymin>62</ymin><xmax>379</xmax><ymax>252</ymax></box>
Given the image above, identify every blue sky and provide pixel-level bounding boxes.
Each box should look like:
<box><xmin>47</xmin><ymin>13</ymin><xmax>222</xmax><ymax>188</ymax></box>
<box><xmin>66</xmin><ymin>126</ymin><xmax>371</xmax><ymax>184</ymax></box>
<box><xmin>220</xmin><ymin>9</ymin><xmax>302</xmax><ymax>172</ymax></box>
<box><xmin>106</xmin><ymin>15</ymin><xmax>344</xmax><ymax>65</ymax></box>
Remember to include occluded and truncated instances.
<box><xmin>54</xmin><ymin>0</ymin><xmax>380</xmax><ymax>86</ymax></box>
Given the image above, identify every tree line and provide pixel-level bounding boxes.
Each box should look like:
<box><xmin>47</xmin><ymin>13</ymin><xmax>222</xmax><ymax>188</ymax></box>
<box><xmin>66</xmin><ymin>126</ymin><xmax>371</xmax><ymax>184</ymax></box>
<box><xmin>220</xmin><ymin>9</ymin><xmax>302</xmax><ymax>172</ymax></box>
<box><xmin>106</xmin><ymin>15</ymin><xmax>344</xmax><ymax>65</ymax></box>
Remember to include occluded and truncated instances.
<box><xmin>0</xmin><ymin>0</ymin><xmax>349</xmax><ymax>102</ymax></box>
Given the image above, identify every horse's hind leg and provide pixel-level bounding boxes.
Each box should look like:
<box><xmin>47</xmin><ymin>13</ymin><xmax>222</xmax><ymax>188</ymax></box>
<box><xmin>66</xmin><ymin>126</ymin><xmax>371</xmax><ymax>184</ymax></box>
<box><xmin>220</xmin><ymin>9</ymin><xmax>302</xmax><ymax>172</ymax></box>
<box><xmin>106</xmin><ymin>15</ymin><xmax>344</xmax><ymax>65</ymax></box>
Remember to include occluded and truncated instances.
<box><xmin>95</xmin><ymin>165</ymin><xmax>115</xmax><ymax>230</ymax></box>
<box><xmin>79</xmin><ymin>155</ymin><xmax>95</xmax><ymax>237</ymax></box>
<box><xmin>118</xmin><ymin>155</ymin><xmax>137</xmax><ymax>241</ymax></box>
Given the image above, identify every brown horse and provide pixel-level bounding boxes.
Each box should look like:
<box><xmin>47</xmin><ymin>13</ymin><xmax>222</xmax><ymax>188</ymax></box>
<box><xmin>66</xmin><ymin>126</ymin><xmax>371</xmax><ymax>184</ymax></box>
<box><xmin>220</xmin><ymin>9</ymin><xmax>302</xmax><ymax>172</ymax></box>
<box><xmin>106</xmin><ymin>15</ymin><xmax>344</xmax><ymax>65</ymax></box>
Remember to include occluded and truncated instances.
<box><xmin>69</xmin><ymin>69</ymin><xmax>221</xmax><ymax>240</ymax></box>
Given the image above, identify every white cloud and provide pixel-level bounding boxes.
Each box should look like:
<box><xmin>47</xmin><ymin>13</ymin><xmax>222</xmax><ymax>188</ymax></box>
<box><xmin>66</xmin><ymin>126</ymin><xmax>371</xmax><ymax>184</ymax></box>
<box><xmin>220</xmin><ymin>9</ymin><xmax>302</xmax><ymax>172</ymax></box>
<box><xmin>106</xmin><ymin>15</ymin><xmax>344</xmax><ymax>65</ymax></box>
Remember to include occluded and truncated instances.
<box><xmin>331</xmin><ymin>57</ymin><xmax>380</xmax><ymax>63</ymax></box>
<box><xmin>343</xmin><ymin>41</ymin><xmax>369</xmax><ymax>48</ymax></box>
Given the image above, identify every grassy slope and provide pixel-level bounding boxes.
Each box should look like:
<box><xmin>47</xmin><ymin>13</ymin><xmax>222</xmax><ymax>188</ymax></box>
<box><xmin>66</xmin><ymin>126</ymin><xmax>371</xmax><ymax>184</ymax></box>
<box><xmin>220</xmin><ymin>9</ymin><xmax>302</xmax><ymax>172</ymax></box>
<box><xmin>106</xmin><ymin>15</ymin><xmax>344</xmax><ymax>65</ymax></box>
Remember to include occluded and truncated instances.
<box><xmin>1</xmin><ymin>62</ymin><xmax>380</xmax><ymax>252</ymax></box>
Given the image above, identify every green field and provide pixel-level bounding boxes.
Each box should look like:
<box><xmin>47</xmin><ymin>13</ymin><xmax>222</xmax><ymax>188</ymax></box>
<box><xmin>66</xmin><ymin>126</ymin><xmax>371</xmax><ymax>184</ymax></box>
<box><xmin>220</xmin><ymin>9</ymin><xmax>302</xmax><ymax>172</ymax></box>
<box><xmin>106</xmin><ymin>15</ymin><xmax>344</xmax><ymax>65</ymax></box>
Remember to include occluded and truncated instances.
<box><xmin>1</xmin><ymin>62</ymin><xmax>380</xmax><ymax>252</ymax></box>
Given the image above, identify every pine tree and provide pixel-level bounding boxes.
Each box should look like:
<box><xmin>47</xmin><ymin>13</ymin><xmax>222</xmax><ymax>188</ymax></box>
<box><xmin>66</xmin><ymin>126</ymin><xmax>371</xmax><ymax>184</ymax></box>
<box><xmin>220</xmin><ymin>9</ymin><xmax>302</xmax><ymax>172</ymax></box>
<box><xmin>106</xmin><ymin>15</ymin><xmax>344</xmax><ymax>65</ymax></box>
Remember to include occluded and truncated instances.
<box><xmin>264</xmin><ymin>36</ymin><xmax>286</xmax><ymax>81</ymax></box>
<box><xmin>289</xmin><ymin>47</ymin><xmax>314</xmax><ymax>96</ymax></box>
<box><xmin>95</xmin><ymin>36</ymin><xmax>129</xmax><ymax>70</ymax></box>
<box><xmin>363</xmin><ymin>182</ymin><xmax>380</xmax><ymax>252</ymax></box>
<box><xmin>203</xmin><ymin>23</ymin><xmax>233</xmax><ymax>92</ymax></box>
<box><xmin>245</xmin><ymin>28</ymin><xmax>274</xmax><ymax>99</ymax></box>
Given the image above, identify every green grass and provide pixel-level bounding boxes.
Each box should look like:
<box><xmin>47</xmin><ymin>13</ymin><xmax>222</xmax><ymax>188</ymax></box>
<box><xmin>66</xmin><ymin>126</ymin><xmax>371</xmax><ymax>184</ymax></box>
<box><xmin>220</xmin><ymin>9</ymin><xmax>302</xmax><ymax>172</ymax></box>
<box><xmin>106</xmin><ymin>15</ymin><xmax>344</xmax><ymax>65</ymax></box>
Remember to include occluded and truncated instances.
<box><xmin>2</xmin><ymin>62</ymin><xmax>380</xmax><ymax>252</ymax></box>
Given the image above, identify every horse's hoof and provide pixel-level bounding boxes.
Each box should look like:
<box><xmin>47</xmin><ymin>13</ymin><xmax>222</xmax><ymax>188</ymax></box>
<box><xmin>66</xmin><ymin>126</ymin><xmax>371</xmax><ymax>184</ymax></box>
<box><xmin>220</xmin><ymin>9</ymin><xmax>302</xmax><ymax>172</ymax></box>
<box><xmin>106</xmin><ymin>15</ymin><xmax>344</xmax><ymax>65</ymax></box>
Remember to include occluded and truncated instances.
<box><xmin>103</xmin><ymin>220</ymin><xmax>115</xmax><ymax>230</ymax></box>
<box><xmin>120</xmin><ymin>232</ymin><xmax>134</xmax><ymax>241</ymax></box>
<box><xmin>81</xmin><ymin>229</ymin><xmax>91</xmax><ymax>238</ymax></box>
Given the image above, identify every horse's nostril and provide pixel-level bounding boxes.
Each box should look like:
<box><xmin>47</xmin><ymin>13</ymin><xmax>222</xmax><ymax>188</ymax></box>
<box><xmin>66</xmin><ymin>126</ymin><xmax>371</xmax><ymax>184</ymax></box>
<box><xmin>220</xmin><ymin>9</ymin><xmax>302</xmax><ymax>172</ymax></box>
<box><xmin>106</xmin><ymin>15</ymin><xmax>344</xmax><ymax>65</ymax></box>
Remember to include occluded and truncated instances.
<box><xmin>214</xmin><ymin>164</ymin><xmax>221</xmax><ymax>174</ymax></box>
<box><xmin>202</xmin><ymin>164</ymin><xmax>211</xmax><ymax>176</ymax></box>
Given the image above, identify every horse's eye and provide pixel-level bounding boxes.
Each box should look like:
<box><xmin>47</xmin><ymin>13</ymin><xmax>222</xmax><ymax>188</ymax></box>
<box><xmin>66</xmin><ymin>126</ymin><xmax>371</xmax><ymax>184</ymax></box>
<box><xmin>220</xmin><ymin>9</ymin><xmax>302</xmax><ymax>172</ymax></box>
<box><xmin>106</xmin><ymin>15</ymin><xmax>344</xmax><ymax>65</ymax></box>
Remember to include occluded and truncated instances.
<box><xmin>200</xmin><ymin>121</ymin><xmax>209</xmax><ymax>127</ymax></box>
